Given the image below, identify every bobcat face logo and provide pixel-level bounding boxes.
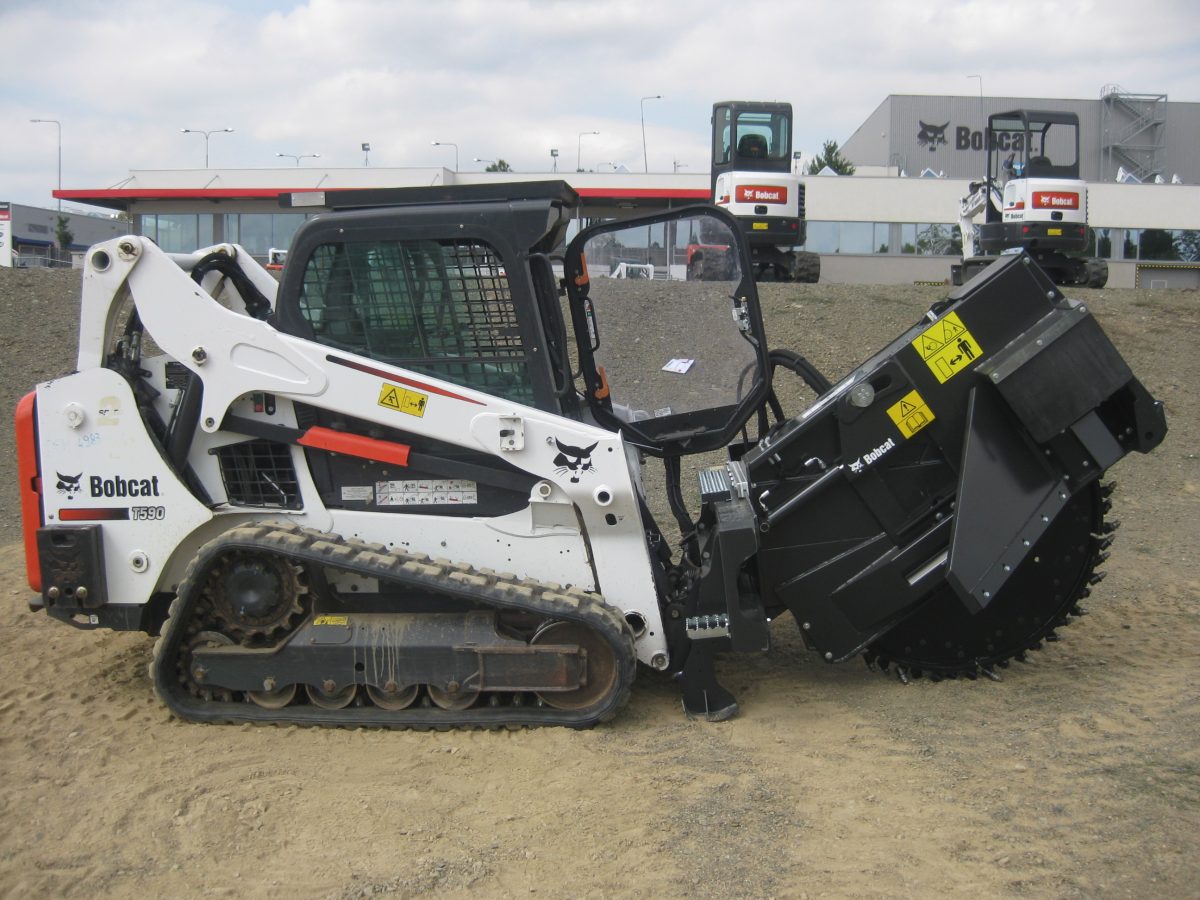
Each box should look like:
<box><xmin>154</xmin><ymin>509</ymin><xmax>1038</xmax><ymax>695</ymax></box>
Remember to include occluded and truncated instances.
<box><xmin>56</xmin><ymin>472</ymin><xmax>83</xmax><ymax>499</ymax></box>
<box><xmin>553</xmin><ymin>440</ymin><xmax>597</xmax><ymax>483</ymax></box>
<box><xmin>917</xmin><ymin>121</ymin><xmax>949</xmax><ymax>151</ymax></box>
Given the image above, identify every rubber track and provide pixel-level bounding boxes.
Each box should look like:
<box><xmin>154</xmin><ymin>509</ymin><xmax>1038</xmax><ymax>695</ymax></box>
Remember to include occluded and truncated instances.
<box><xmin>151</xmin><ymin>523</ymin><xmax>636</xmax><ymax>729</ymax></box>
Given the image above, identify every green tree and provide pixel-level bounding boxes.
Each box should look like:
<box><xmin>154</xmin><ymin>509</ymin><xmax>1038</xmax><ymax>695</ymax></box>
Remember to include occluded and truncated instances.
<box><xmin>55</xmin><ymin>215</ymin><xmax>74</xmax><ymax>258</ymax></box>
<box><xmin>485</xmin><ymin>159</ymin><xmax>512</xmax><ymax>172</ymax></box>
<box><xmin>806</xmin><ymin>140</ymin><xmax>855</xmax><ymax>176</ymax></box>
<box><xmin>916</xmin><ymin>223</ymin><xmax>961</xmax><ymax>256</ymax></box>
<box><xmin>1174</xmin><ymin>230</ymin><xmax>1199</xmax><ymax>262</ymax></box>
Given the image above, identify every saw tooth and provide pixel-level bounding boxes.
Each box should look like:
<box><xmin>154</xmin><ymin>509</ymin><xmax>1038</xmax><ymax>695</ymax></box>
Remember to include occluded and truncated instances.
<box><xmin>897</xmin><ymin>667</ymin><xmax>911</xmax><ymax>685</ymax></box>
<box><xmin>1028</xmin><ymin>640</ymin><xmax>1043</xmax><ymax>652</ymax></box>
<box><xmin>1099</xmin><ymin>520</ymin><xmax>1120</xmax><ymax>534</ymax></box>
<box><xmin>1094</xmin><ymin>535</ymin><xmax>1115</xmax><ymax>552</ymax></box>
<box><xmin>1045</xmin><ymin>631</ymin><xmax>1061</xmax><ymax>643</ymax></box>
<box><xmin>1015</xmin><ymin>651</ymin><xmax>1028</xmax><ymax>663</ymax></box>
<box><xmin>1072</xmin><ymin>604</ymin><xmax>1089</xmax><ymax>617</ymax></box>
<box><xmin>1100</xmin><ymin>481</ymin><xmax>1116</xmax><ymax>498</ymax></box>
<box><xmin>981</xmin><ymin>666</ymin><xmax>1002</xmax><ymax>682</ymax></box>
<box><xmin>1095</xmin><ymin>551</ymin><xmax>1111</xmax><ymax>566</ymax></box>
<box><xmin>862</xmin><ymin>653</ymin><xmax>877</xmax><ymax>671</ymax></box>
<box><xmin>1101</xmin><ymin>498</ymin><xmax>1113</xmax><ymax>515</ymax></box>
<box><xmin>1089</xmin><ymin>571</ymin><xmax>1108</xmax><ymax>586</ymax></box>
<box><xmin>1078</xmin><ymin>587</ymin><xmax>1092</xmax><ymax>599</ymax></box>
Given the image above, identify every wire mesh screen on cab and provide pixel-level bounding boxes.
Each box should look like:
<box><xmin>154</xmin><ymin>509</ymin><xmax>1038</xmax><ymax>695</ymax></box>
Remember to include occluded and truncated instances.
<box><xmin>298</xmin><ymin>238</ymin><xmax>533</xmax><ymax>404</ymax></box>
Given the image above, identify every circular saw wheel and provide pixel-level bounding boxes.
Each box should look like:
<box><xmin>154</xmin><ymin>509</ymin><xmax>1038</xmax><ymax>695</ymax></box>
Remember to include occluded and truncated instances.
<box><xmin>864</xmin><ymin>481</ymin><xmax>1110</xmax><ymax>679</ymax></box>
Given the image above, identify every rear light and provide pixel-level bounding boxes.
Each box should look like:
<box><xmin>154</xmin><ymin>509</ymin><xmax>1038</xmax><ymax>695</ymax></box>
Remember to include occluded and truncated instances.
<box><xmin>15</xmin><ymin>392</ymin><xmax>43</xmax><ymax>592</ymax></box>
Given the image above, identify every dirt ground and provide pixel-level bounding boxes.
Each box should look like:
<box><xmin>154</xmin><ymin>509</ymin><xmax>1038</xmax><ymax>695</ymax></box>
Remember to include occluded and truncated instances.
<box><xmin>0</xmin><ymin>266</ymin><xmax>1196</xmax><ymax>899</ymax></box>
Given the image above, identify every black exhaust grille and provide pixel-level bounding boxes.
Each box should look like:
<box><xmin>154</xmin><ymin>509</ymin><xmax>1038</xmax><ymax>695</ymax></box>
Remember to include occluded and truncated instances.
<box><xmin>215</xmin><ymin>440</ymin><xmax>301</xmax><ymax>509</ymax></box>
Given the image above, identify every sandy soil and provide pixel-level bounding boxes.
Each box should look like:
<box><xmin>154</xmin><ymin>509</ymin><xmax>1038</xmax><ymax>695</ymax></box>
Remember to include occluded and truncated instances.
<box><xmin>0</xmin><ymin>266</ymin><xmax>1196</xmax><ymax>898</ymax></box>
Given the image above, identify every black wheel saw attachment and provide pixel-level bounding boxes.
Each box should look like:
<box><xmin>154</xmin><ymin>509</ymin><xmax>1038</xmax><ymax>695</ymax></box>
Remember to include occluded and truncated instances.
<box><xmin>672</xmin><ymin>253</ymin><xmax>1166</xmax><ymax>716</ymax></box>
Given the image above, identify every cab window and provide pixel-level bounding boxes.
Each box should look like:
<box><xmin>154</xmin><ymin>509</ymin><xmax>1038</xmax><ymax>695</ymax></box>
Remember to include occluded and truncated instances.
<box><xmin>297</xmin><ymin>238</ymin><xmax>533</xmax><ymax>404</ymax></box>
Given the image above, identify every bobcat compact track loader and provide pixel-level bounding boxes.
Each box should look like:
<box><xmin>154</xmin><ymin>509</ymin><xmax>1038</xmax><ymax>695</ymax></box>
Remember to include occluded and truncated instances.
<box><xmin>16</xmin><ymin>182</ymin><xmax>1164</xmax><ymax>726</ymax></box>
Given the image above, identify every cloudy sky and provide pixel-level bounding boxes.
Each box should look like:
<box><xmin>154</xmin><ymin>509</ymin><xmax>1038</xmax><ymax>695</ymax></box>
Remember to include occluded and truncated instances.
<box><xmin>3</xmin><ymin>0</ymin><xmax>1199</xmax><ymax>210</ymax></box>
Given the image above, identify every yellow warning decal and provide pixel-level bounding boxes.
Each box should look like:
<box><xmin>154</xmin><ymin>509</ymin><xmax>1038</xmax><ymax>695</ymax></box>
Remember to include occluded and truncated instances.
<box><xmin>912</xmin><ymin>312</ymin><xmax>984</xmax><ymax>384</ymax></box>
<box><xmin>378</xmin><ymin>382</ymin><xmax>428</xmax><ymax>417</ymax></box>
<box><xmin>313</xmin><ymin>615</ymin><xmax>349</xmax><ymax>626</ymax></box>
<box><xmin>887</xmin><ymin>389</ymin><xmax>936</xmax><ymax>439</ymax></box>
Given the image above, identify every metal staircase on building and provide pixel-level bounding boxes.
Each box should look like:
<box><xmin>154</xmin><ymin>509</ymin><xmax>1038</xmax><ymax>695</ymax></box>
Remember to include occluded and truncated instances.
<box><xmin>1101</xmin><ymin>85</ymin><xmax>1167</xmax><ymax>183</ymax></box>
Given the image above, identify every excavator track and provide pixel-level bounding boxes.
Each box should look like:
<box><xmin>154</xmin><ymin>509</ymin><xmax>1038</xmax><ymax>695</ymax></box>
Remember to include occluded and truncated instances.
<box><xmin>863</xmin><ymin>480</ymin><xmax>1111</xmax><ymax>681</ymax></box>
<box><xmin>151</xmin><ymin>523</ymin><xmax>636</xmax><ymax>729</ymax></box>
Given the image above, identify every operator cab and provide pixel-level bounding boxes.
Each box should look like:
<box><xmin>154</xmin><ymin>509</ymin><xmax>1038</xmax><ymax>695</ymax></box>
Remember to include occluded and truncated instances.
<box><xmin>711</xmin><ymin>100</ymin><xmax>794</xmax><ymax>184</ymax></box>
<box><xmin>987</xmin><ymin>110</ymin><xmax>1081</xmax><ymax>195</ymax></box>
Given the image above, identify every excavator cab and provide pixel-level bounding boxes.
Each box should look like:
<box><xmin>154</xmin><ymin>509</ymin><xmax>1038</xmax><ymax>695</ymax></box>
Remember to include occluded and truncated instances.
<box><xmin>712</xmin><ymin>101</ymin><xmax>794</xmax><ymax>179</ymax></box>
<box><xmin>986</xmin><ymin>109</ymin><xmax>1081</xmax><ymax>188</ymax></box>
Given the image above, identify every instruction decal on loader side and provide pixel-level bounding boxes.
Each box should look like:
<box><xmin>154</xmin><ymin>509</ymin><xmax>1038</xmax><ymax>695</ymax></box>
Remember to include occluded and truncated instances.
<box><xmin>313</xmin><ymin>615</ymin><xmax>349</xmax><ymax>626</ymax></box>
<box><xmin>912</xmin><ymin>312</ymin><xmax>983</xmax><ymax>384</ymax></box>
<box><xmin>378</xmin><ymin>382</ymin><xmax>428</xmax><ymax>418</ymax></box>
<box><xmin>887</xmin><ymin>389</ymin><xmax>935</xmax><ymax>438</ymax></box>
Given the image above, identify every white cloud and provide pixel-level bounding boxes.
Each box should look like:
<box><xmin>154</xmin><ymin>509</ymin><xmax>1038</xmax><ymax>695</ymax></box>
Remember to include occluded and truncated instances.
<box><xmin>3</xmin><ymin>0</ymin><xmax>1198</xmax><ymax>206</ymax></box>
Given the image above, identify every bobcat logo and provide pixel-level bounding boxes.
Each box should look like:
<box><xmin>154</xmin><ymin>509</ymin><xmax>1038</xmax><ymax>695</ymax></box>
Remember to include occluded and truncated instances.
<box><xmin>56</xmin><ymin>472</ymin><xmax>83</xmax><ymax>499</ymax></box>
<box><xmin>917</xmin><ymin>121</ymin><xmax>949</xmax><ymax>151</ymax></box>
<box><xmin>553</xmin><ymin>440</ymin><xmax>597</xmax><ymax>483</ymax></box>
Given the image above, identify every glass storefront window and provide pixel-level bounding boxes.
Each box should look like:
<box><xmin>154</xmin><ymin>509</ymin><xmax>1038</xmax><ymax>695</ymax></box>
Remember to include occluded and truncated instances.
<box><xmin>874</xmin><ymin>222</ymin><xmax>890</xmax><ymax>254</ymax></box>
<box><xmin>839</xmin><ymin>221</ymin><xmax>874</xmax><ymax>254</ymax></box>
<box><xmin>804</xmin><ymin>221</ymin><xmax>839</xmax><ymax>254</ymax></box>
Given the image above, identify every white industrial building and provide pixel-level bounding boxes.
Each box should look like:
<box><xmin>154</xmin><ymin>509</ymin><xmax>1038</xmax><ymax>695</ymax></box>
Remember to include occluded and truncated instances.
<box><xmin>51</xmin><ymin>90</ymin><xmax>1200</xmax><ymax>288</ymax></box>
<box><xmin>0</xmin><ymin>201</ymin><xmax>127</xmax><ymax>268</ymax></box>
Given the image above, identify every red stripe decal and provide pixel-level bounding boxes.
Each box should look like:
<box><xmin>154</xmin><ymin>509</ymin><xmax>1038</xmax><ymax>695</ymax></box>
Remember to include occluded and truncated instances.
<box><xmin>298</xmin><ymin>426</ymin><xmax>411</xmax><ymax>467</ymax></box>
<box><xmin>60</xmin><ymin>508</ymin><xmax>131</xmax><ymax>521</ymax></box>
<box><xmin>56</xmin><ymin>186</ymin><xmax>712</xmax><ymax>202</ymax></box>
<box><xmin>325</xmin><ymin>355</ymin><xmax>486</xmax><ymax>405</ymax></box>
<box><xmin>15</xmin><ymin>393</ymin><xmax>43</xmax><ymax>591</ymax></box>
<box><xmin>573</xmin><ymin>187</ymin><xmax>710</xmax><ymax>200</ymax></box>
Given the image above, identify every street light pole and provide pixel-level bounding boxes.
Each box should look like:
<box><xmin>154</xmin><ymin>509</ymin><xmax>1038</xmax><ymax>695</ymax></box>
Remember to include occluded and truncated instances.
<box><xmin>30</xmin><ymin>118</ymin><xmax>62</xmax><ymax>211</ymax></box>
<box><xmin>276</xmin><ymin>152</ymin><xmax>321</xmax><ymax>166</ymax></box>
<box><xmin>640</xmin><ymin>95</ymin><xmax>662</xmax><ymax>173</ymax></box>
<box><xmin>181</xmin><ymin>127</ymin><xmax>235</xmax><ymax>168</ymax></box>
<box><xmin>577</xmin><ymin>131</ymin><xmax>599</xmax><ymax>172</ymax></box>
<box><xmin>431</xmin><ymin>141</ymin><xmax>459</xmax><ymax>171</ymax></box>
